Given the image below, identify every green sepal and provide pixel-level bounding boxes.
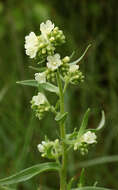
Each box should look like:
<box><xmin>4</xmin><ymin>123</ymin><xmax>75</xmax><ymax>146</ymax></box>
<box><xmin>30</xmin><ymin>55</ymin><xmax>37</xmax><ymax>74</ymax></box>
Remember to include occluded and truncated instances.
<box><xmin>55</xmin><ymin>112</ymin><xmax>68</xmax><ymax>123</ymax></box>
<box><xmin>0</xmin><ymin>162</ymin><xmax>60</xmax><ymax>185</ymax></box>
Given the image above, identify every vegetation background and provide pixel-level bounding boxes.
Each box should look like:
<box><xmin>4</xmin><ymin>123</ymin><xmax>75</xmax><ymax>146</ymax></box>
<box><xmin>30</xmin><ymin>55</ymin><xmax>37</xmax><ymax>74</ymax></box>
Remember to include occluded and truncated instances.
<box><xmin>0</xmin><ymin>0</ymin><xmax>118</xmax><ymax>189</ymax></box>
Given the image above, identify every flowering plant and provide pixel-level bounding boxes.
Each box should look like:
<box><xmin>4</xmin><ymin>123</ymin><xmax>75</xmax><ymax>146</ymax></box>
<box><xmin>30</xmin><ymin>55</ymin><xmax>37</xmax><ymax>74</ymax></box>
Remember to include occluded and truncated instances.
<box><xmin>0</xmin><ymin>20</ymin><xmax>108</xmax><ymax>190</ymax></box>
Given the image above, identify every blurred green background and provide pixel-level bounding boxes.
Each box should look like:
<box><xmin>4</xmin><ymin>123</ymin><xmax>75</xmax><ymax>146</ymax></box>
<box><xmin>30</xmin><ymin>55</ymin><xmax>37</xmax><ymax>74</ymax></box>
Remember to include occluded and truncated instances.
<box><xmin>0</xmin><ymin>0</ymin><xmax>118</xmax><ymax>189</ymax></box>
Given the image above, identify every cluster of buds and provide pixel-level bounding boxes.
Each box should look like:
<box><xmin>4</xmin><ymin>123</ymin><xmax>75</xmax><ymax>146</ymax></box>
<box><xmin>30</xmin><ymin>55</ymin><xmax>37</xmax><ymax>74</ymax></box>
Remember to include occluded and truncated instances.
<box><xmin>25</xmin><ymin>20</ymin><xmax>65</xmax><ymax>62</ymax></box>
<box><xmin>68</xmin><ymin>64</ymin><xmax>84</xmax><ymax>84</ymax></box>
<box><xmin>31</xmin><ymin>93</ymin><xmax>50</xmax><ymax>120</ymax></box>
<box><xmin>59</xmin><ymin>56</ymin><xmax>70</xmax><ymax>77</ymax></box>
<box><xmin>74</xmin><ymin>131</ymin><xmax>97</xmax><ymax>155</ymax></box>
<box><xmin>37</xmin><ymin>138</ymin><xmax>62</xmax><ymax>159</ymax></box>
<box><xmin>48</xmin><ymin>26</ymin><xmax>65</xmax><ymax>46</ymax></box>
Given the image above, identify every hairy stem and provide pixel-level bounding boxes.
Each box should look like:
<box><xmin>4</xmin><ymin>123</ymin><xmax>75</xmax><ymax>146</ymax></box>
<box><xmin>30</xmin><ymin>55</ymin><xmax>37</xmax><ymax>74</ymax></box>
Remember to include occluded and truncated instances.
<box><xmin>56</xmin><ymin>70</ymin><xmax>67</xmax><ymax>190</ymax></box>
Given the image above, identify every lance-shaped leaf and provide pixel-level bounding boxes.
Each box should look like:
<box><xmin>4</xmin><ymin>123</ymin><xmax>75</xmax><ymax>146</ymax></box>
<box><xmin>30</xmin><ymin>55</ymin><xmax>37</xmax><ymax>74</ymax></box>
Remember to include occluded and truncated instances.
<box><xmin>72</xmin><ymin>187</ymin><xmax>111</xmax><ymax>190</ymax></box>
<box><xmin>77</xmin><ymin>108</ymin><xmax>90</xmax><ymax>138</ymax></box>
<box><xmin>16</xmin><ymin>80</ymin><xmax>38</xmax><ymax>87</ymax></box>
<box><xmin>70</xmin><ymin>44</ymin><xmax>91</xmax><ymax>65</ymax></box>
<box><xmin>16</xmin><ymin>80</ymin><xmax>59</xmax><ymax>95</ymax></box>
<box><xmin>29</xmin><ymin>66</ymin><xmax>46</xmax><ymax>72</ymax></box>
<box><xmin>78</xmin><ymin>168</ymin><xmax>85</xmax><ymax>187</ymax></box>
<box><xmin>96</xmin><ymin>110</ymin><xmax>105</xmax><ymax>131</ymax></box>
<box><xmin>40</xmin><ymin>82</ymin><xmax>59</xmax><ymax>95</ymax></box>
<box><xmin>0</xmin><ymin>162</ymin><xmax>60</xmax><ymax>185</ymax></box>
<box><xmin>55</xmin><ymin>112</ymin><xmax>68</xmax><ymax>123</ymax></box>
<box><xmin>86</xmin><ymin>110</ymin><xmax>105</xmax><ymax>133</ymax></box>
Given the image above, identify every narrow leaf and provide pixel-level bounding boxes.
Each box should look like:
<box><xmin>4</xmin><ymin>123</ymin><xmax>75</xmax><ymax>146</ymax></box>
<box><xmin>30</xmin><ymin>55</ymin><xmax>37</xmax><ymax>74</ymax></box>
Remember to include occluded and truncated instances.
<box><xmin>0</xmin><ymin>162</ymin><xmax>60</xmax><ymax>185</ymax></box>
<box><xmin>78</xmin><ymin>168</ymin><xmax>85</xmax><ymax>187</ymax></box>
<box><xmin>16</xmin><ymin>80</ymin><xmax>59</xmax><ymax>94</ymax></box>
<box><xmin>96</xmin><ymin>110</ymin><xmax>105</xmax><ymax>131</ymax></box>
<box><xmin>0</xmin><ymin>186</ymin><xmax>15</xmax><ymax>190</ymax></box>
<box><xmin>67</xmin><ymin>177</ymin><xmax>74</xmax><ymax>190</ymax></box>
<box><xmin>77</xmin><ymin>108</ymin><xmax>90</xmax><ymax>138</ymax></box>
<box><xmin>55</xmin><ymin>112</ymin><xmax>68</xmax><ymax>122</ymax></box>
<box><xmin>16</xmin><ymin>80</ymin><xmax>38</xmax><ymax>87</ymax></box>
<box><xmin>86</xmin><ymin>110</ymin><xmax>105</xmax><ymax>132</ymax></box>
<box><xmin>70</xmin><ymin>44</ymin><xmax>91</xmax><ymax>65</ymax></box>
<box><xmin>29</xmin><ymin>66</ymin><xmax>46</xmax><ymax>72</ymax></box>
<box><xmin>72</xmin><ymin>187</ymin><xmax>111</xmax><ymax>190</ymax></box>
<box><xmin>39</xmin><ymin>82</ymin><xmax>59</xmax><ymax>94</ymax></box>
<box><xmin>70</xmin><ymin>51</ymin><xmax>75</xmax><ymax>60</ymax></box>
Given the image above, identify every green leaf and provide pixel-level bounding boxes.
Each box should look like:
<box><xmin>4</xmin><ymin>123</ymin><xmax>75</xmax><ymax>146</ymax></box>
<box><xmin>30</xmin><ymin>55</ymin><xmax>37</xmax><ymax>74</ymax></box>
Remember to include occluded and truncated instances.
<box><xmin>55</xmin><ymin>112</ymin><xmax>68</xmax><ymax>122</ymax></box>
<box><xmin>29</xmin><ymin>66</ymin><xmax>46</xmax><ymax>72</ymax></box>
<box><xmin>0</xmin><ymin>186</ymin><xmax>15</xmax><ymax>190</ymax></box>
<box><xmin>72</xmin><ymin>187</ymin><xmax>111</xmax><ymax>190</ymax></box>
<box><xmin>78</xmin><ymin>168</ymin><xmax>85</xmax><ymax>187</ymax></box>
<box><xmin>77</xmin><ymin>108</ymin><xmax>90</xmax><ymax>138</ymax></box>
<box><xmin>16</xmin><ymin>80</ymin><xmax>59</xmax><ymax>94</ymax></box>
<box><xmin>70</xmin><ymin>44</ymin><xmax>91</xmax><ymax>65</ymax></box>
<box><xmin>39</xmin><ymin>82</ymin><xmax>59</xmax><ymax>94</ymax></box>
<box><xmin>0</xmin><ymin>162</ymin><xmax>60</xmax><ymax>185</ymax></box>
<box><xmin>69</xmin><ymin>51</ymin><xmax>75</xmax><ymax>60</ymax></box>
<box><xmin>96</xmin><ymin>110</ymin><xmax>105</xmax><ymax>131</ymax></box>
<box><xmin>86</xmin><ymin>110</ymin><xmax>105</xmax><ymax>133</ymax></box>
<box><xmin>67</xmin><ymin>177</ymin><xmax>74</xmax><ymax>190</ymax></box>
<box><xmin>16</xmin><ymin>80</ymin><xmax>38</xmax><ymax>87</ymax></box>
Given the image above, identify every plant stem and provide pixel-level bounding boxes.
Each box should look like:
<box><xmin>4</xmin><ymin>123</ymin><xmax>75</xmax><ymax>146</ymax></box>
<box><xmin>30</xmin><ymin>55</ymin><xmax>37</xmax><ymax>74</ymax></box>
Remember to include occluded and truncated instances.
<box><xmin>56</xmin><ymin>70</ymin><xmax>67</xmax><ymax>190</ymax></box>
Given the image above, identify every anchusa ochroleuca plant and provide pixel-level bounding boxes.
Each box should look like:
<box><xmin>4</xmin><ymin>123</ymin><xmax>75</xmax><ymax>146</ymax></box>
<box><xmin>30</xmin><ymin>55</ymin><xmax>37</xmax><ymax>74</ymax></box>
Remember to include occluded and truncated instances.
<box><xmin>0</xmin><ymin>20</ymin><xmax>106</xmax><ymax>190</ymax></box>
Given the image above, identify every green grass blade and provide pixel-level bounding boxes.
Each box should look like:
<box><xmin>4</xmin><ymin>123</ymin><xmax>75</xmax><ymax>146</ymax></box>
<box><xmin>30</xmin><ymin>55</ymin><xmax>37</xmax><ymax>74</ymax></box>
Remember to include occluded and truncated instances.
<box><xmin>78</xmin><ymin>155</ymin><xmax>118</xmax><ymax>168</ymax></box>
<box><xmin>72</xmin><ymin>187</ymin><xmax>111</xmax><ymax>190</ymax></box>
<box><xmin>0</xmin><ymin>162</ymin><xmax>60</xmax><ymax>185</ymax></box>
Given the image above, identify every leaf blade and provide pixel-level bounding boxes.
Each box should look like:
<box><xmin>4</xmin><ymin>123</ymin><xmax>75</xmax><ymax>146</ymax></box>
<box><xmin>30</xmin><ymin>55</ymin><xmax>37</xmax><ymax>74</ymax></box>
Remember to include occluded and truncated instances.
<box><xmin>16</xmin><ymin>80</ymin><xmax>59</xmax><ymax>94</ymax></box>
<box><xmin>0</xmin><ymin>162</ymin><xmax>60</xmax><ymax>185</ymax></box>
<box><xmin>70</xmin><ymin>44</ymin><xmax>91</xmax><ymax>65</ymax></box>
<box><xmin>72</xmin><ymin>187</ymin><xmax>111</xmax><ymax>190</ymax></box>
<box><xmin>55</xmin><ymin>112</ymin><xmax>68</xmax><ymax>122</ymax></box>
<box><xmin>16</xmin><ymin>80</ymin><xmax>38</xmax><ymax>87</ymax></box>
<box><xmin>77</xmin><ymin>108</ymin><xmax>90</xmax><ymax>138</ymax></box>
<box><xmin>39</xmin><ymin>82</ymin><xmax>59</xmax><ymax>94</ymax></box>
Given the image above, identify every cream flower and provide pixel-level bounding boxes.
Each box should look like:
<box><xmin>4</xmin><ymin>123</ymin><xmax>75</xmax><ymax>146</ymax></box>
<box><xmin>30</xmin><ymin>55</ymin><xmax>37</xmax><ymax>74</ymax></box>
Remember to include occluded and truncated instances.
<box><xmin>69</xmin><ymin>64</ymin><xmax>79</xmax><ymax>73</ymax></box>
<box><xmin>47</xmin><ymin>54</ymin><xmax>62</xmax><ymax>71</ymax></box>
<box><xmin>32</xmin><ymin>93</ymin><xmax>46</xmax><ymax>106</ymax></box>
<box><xmin>40</xmin><ymin>20</ymin><xmax>54</xmax><ymax>36</ymax></box>
<box><xmin>81</xmin><ymin>131</ymin><xmax>97</xmax><ymax>144</ymax></box>
<box><xmin>37</xmin><ymin>144</ymin><xmax>45</xmax><ymax>152</ymax></box>
<box><xmin>25</xmin><ymin>32</ymin><xmax>39</xmax><ymax>58</ymax></box>
<box><xmin>35</xmin><ymin>72</ymin><xmax>46</xmax><ymax>83</ymax></box>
